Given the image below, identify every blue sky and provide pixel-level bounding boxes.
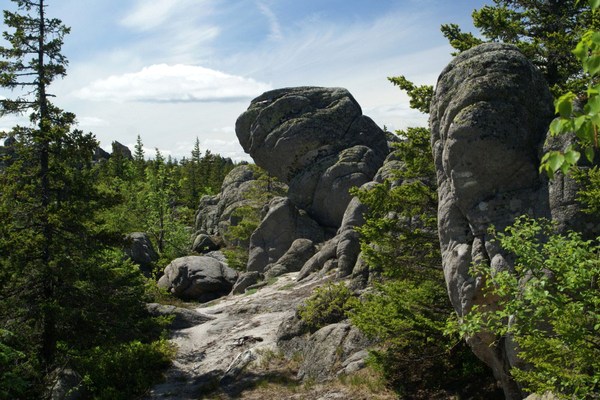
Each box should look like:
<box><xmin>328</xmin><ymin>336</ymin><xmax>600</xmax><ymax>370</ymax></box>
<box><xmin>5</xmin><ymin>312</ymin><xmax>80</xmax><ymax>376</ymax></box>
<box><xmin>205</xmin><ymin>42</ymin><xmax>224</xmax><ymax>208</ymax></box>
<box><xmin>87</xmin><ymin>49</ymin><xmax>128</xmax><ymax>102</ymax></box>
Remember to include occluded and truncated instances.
<box><xmin>0</xmin><ymin>0</ymin><xmax>491</xmax><ymax>160</ymax></box>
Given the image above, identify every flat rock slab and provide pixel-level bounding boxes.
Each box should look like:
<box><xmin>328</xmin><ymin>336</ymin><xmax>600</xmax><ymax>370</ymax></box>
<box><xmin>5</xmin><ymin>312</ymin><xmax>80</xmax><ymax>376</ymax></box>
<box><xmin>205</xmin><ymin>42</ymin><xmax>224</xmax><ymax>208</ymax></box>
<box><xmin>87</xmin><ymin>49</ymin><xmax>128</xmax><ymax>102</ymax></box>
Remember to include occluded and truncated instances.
<box><xmin>145</xmin><ymin>272</ymin><xmax>325</xmax><ymax>399</ymax></box>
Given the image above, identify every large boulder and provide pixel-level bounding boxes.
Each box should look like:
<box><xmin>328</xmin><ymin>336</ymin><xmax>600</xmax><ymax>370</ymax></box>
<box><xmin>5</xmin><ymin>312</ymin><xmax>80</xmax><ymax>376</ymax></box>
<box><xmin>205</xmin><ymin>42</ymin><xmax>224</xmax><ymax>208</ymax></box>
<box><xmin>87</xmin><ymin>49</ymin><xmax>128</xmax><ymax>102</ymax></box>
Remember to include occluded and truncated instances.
<box><xmin>296</xmin><ymin>322</ymin><xmax>370</xmax><ymax>382</ymax></box>
<box><xmin>236</xmin><ymin>87</ymin><xmax>388</xmax><ymax>228</ymax></box>
<box><xmin>157</xmin><ymin>256</ymin><xmax>239</xmax><ymax>302</ymax></box>
<box><xmin>430</xmin><ymin>43</ymin><xmax>555</xmax><ymax>399</ymax></box>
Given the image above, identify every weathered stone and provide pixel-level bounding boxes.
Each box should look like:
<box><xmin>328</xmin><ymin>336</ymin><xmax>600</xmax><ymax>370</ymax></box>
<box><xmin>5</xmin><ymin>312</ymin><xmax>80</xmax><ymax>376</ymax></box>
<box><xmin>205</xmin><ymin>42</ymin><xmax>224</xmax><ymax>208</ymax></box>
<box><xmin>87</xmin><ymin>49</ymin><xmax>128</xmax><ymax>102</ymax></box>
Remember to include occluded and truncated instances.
<box><xmin>111</xmin><ymin>141</ymin><xmax>132</xmax><ymax>160</ymax></box>
<box><xmin>92</xmin><ymin>146</ymin><xmax>110</xmax><ymax>162</ymax></box>
<box><xmin>297</xmin><ymin>237</ymin><xmax>340</xmax><ymax>281</ymax></box>
<box><xmin>191</xmin><ymin>233</ymin><xmax>220</xmax><ymax>253</ymax></box>
<box><xmin>146</xmin><ymin>303</ymin><xmax>215</xmax><ymax>330</ymax></box>
<box><xmin>297</xmin><ymin>322</ymin><xmax>370</xmax><ymax>382</ymax></box>
<box><xmin>48</xmin><ymin>368</ymin><xmax>83</xmax><ymax>400</ymax></box>
<box><xmin>265</xmin><ymin>238</ymin><xmax>316</xmax><ymax>279</ymax></box>
<box><xmin>231</xmin><ymin>271</ymin><xmax>263</xmax><ymax>295</ymax></box>
<box><xmin>123</xmin><ymin>232</ymin><xmax>158</xmax><ymax>273</ymax></box>
<box><xmin>236</xmin><ymin>87</ymin><xmax>388</xmax><ymax>228</ymax></box>
<box><xmin>220</xmin><ymin>349</ymin><xmax>257</xmax><ymax>385</ymax></box>
<box><xmin>157</xmin><ymin>256</ymin><xmax>238</xmax><ymax>302</ymax></box>
<box><xmin>430</xmin><ymin>43</ymin><xmax>555</xmax><ymax>399</ymax></box>
<box><xmin>195</xmin><ymin>165</ymin><xmax>287</xmax><ymax>245</ymax></box>
<box><xmin>288</xmin><ymin>145</ymin><xmax>383</xmax><ymax>228</ymax></box>
<box><xmin>247</xmin><ymin>197</ymin><xmax>324</xmax><ymax>273</ymax></box>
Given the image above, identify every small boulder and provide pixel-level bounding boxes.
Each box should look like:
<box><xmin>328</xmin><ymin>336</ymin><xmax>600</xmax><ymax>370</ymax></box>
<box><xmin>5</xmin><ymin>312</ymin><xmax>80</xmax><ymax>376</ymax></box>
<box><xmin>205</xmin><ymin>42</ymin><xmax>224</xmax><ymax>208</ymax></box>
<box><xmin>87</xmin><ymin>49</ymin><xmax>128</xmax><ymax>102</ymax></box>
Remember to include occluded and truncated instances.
<box><xmin>297</xmin><ymin>322</ymin><xmax>370</xmax><ymax>382</ymax></box>
<box><xmin>265</xmin><ymin>239</ymin><xmax>316</xmax><ymax>278</ymax></box>
<box><xmin>231</xmin><ymin>271</ymin><xmax>263</xmax><ymax>295</ymax></box>
<box><xmin>157</xmin><ymin>256</ymin><xmax>238</xmax><ymax>302</ymax></box>
<box><xmin>191</xmin><ymin>233</ymin><xmax>220</xmax><ymax>253</ymax></box>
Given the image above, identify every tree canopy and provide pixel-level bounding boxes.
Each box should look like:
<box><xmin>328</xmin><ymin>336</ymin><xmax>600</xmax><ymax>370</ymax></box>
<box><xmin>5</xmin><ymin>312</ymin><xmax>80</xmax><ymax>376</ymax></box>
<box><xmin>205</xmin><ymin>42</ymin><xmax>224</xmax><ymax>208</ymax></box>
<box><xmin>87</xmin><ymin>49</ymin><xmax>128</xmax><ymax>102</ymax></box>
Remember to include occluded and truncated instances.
<box><xmin>442</xmin><ymin>0</ymin><xmax>600</xmax><ymax>94</ymax></box>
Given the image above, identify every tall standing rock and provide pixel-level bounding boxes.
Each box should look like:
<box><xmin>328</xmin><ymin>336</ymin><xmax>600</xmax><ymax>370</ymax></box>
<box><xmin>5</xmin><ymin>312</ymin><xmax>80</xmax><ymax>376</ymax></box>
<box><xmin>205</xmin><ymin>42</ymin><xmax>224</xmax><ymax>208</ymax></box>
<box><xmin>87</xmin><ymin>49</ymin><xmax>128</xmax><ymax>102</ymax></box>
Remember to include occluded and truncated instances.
<box><xmin>430</xmin><ymin>43</ymin><xmax>554</xmax><ymax>399</ymax></box>
<box><xmin>236</xmin><ymin>87</ymin><xmax>388</xmax><ymax>229</ymax></box>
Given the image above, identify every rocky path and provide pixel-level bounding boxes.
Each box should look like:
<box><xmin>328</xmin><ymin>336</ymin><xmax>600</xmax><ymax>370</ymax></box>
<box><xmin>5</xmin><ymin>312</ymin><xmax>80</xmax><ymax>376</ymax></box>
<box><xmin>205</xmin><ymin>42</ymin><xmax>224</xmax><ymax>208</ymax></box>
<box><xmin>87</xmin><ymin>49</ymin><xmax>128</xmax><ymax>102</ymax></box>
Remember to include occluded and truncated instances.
<box><xmin>146</xmin><ymin>272</ymin><xmax>325</xmax><ymax>399</ymax></box>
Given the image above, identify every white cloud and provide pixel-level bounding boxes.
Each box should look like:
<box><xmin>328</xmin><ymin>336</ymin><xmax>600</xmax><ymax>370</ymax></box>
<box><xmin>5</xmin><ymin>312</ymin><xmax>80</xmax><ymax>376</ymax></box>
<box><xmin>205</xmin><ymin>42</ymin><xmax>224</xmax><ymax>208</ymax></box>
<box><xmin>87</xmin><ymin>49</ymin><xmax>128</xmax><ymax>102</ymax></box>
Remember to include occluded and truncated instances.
<box><xmin>120</xmin><ymin>0</ymin><xmax>207</xmax><ymax>31</ymax></box>
<box><xmin>257</xmin><ymin>2</ymin><xmax>283</xmax><ymax>41</ymax></box>
<box><xmin>74</xmin><ymin>64</ymin><xmax>272</xmax><ymax>103</ymax></box>
<box><xmin>77</xmin><ymin>116</ymin><xmax>110</xmax><ymax>128</ymax></box>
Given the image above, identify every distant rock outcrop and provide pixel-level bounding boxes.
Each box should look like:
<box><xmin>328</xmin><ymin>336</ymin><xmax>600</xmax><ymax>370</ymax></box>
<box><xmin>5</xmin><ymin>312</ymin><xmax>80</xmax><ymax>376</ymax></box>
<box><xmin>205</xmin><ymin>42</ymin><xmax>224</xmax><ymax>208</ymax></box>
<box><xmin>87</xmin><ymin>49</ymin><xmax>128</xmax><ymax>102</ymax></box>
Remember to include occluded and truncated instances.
<box><xmin>430</xmin><ymin>42</ymin><xmax>600</xmax><ymax>399</ymax></box>
<box><xmin>124</xmin><ymin>232</ymin><xmax>158</xmax><ymax>274</ymax></box>
<box><xmin>236</xmin><ymin>87</ymin><xmax>388</xmax><ymax>229</ymax></box>
<box><xmin>111</xmin><ymin>140</ymin><xmax>133</xmax><ymax>160</ymax></box>
<box><xmin>194</xmin><ymin>164</ymin><xmax>287</xmax><ymax>246</ymax></box>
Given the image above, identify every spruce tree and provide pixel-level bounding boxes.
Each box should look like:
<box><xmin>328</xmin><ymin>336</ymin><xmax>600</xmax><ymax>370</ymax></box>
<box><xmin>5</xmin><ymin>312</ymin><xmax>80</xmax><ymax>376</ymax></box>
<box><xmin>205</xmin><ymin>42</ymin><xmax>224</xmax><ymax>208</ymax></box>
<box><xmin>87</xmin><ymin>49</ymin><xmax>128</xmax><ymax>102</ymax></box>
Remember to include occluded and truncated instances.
<box><xmin>0</xmin><ymin>2</ymin><xmax>168</xmax><ymax>396</ymax></box>
<box><xmin>442</xmin><ymin>0</ymin><xmax>600</xmax><ymax>93</ymax></box>
<box><xmin>0</xmin><ymin>0</ymin><xmax>76</xmax><ymax>372</ymax></box>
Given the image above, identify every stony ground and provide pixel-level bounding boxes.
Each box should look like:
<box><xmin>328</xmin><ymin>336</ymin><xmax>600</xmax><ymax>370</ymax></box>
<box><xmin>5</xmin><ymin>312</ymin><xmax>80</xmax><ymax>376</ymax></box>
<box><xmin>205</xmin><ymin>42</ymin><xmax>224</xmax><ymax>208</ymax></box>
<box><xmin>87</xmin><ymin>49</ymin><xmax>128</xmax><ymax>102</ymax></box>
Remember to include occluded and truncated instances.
<box><xmin>145</xmin><ymin>272</ymin><xmax>396</xmax><ymax>400</ymax></box>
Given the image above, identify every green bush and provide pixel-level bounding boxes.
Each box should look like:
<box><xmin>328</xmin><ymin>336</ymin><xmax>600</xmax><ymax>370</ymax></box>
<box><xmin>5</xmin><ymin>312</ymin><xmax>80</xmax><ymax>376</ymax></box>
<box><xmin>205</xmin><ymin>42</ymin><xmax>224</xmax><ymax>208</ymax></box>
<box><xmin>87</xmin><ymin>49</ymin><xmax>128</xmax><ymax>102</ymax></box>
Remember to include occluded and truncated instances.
<box><xmin>75</xmin><ymin>339</ymin><xmax>174</xmax><ymax>400</ymax></box>
<box><xmin>350</xmin><ymin>280</ymin><xmax>497</xmax><ymax>397</ymax></box>
<box><xmin>0</xmin><ymin>330</ymin><xmax>30</xmax><ymax>400</ymax></box>
<box><xmin>298</xmin><ymin>282</ymin><xmax>355</xmax><ymax>331</ymax></box>
<box><xmin>455</xmin><ymin>217</ymin><xmax>600</xmax><ymax>398</ymax></box>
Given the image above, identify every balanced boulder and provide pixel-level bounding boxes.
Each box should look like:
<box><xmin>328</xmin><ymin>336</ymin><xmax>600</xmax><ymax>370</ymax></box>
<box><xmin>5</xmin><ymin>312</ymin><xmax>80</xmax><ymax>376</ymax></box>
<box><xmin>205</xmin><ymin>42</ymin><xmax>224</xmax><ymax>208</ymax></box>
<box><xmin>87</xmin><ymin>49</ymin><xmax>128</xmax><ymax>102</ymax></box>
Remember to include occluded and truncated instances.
<box><xmin>236</xmin><ymin>87</ymin><xmax>388</xmax><ymax>228</ymax></box>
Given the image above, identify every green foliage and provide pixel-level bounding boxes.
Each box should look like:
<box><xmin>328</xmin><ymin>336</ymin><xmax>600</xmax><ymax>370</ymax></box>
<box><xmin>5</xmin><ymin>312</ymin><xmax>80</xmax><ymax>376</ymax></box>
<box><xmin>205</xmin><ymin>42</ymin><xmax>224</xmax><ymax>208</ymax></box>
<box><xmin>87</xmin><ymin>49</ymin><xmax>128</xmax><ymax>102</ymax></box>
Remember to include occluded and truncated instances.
<box><xmin>222</xmin><ymin>247</ymin><xmax>250</xmax><ymax>271</ymax></box>
<box><xmin>75</xmin><ymin>339</ymin><xmax>174</xmax><ymax>400</ymax></box>
<box><xmin>0</xmin><ymin>330</ymin><xmax>30</xmax><ymax>400</ymax></box>
<box><xmin>455</xmin><ymin>217</ymin><xmax>600</xmax><ymax>398</ymax></box>
<box><xmin>0</xmin><ymin>2</ymin><xmax>174</xmax><ymax>397</ymax></box>
<box><xmin>574</xmin><ymin>165</ymin><xmax>600</xmax><ymax>213</ymax></box>
<box><xmin>387</xmin><ymin>76</ymin><xmax>433</xmax><ymax>114</ymax></box>
<box><xmin>546</xmin><ymin>14</ymin><xmax>600</xmax><ymax>176</ymax></box>
<box><xmin>350</xmin><ymin>281</ymin><xmax>493</xmax><ymax>397</ymax></box>
<box><xmin>349</xmin><ymin>127</ymin><xmax>497</xmax><ymax>396</ymax></box>
<box><xmin>351</xmin><ymin>127</ymin><xmax>438</xmax><ymax>279</ymax></box>
<box><xmin>440</xmin><ymin>23</ymin><xmax>484</xmax><ymax>54</ymax></box>
<box><xmin>298</xmin><ymin>282</ymin><xmax>355</xmax><ymax>332</ymax></box>
<box><xmin>442</xmin><ymin>0</ymin><xmax>600</xmax><ymax>94</ymax></box>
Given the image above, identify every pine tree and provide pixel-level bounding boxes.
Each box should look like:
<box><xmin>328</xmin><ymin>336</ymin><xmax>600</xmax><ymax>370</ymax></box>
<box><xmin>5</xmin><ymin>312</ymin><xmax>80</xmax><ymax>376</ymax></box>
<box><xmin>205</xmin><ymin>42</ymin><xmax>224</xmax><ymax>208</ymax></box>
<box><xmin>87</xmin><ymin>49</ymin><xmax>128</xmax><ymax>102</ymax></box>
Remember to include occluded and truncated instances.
<box><xmin>0</xmin><ymin>0</ymin><xmax>75</xmax><ymax>372</ymax></box>
<box><xmin>0</xmin><ymin>2</ymin><xmax>168</xmax><ymax>396</ymax></box>
<box><xmin>442</xmin><ymin>0</ymin><xmax>600</xmax><ymax>94</ymax></box>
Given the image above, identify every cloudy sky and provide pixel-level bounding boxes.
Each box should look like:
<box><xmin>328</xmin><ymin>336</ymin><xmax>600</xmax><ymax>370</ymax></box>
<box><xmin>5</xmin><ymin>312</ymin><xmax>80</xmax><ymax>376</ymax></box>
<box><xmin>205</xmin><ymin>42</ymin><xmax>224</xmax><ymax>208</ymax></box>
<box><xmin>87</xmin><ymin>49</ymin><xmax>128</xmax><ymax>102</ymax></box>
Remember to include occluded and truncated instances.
<box><xmin>0</xmin><ymin>0</ymin><xmax>490</xmax><ymax>161</ymax></box>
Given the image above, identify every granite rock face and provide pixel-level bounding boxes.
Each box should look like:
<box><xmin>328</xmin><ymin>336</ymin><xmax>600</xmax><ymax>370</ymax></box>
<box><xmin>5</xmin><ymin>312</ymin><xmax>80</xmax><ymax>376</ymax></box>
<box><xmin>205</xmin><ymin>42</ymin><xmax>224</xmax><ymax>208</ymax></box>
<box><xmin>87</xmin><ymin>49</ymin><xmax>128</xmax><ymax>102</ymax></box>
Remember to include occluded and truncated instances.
<box><xmin>195</xmin><ymin>165</ymin><xmax>287</xmax><ymax>245</ymax></box>
<box><xmin>247</xmin><ymin>197</ymin><xmax>324</xmax><ymax>273</ymax></box>
<box><xmin>236</xmin><ymin>87</ymin><xmax>388</xmax><ymax>228</ymax></box>
<box><xmin>430</xmin><ymin>43</ymin><xmax>556</xmax><ymax>399</ymax></box>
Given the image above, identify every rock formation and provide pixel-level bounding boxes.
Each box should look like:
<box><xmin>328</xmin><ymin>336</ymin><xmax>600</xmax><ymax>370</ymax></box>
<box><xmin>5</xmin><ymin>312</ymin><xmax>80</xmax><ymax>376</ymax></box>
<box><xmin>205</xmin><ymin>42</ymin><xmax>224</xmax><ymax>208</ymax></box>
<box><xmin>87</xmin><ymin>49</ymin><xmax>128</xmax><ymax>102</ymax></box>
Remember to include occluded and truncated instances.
<box><xmin>247</xmin><ymin>197</ymin><xmax>323</xmax><ymax>273</ymax></box>
<box><xmin>430</xmin><ymin>42</ymin><xmax>599</xmax><ymax>398</ymax></box>
<box><xmin>230</xmin><ymin>86</ymin><xmax>390</xmax><ymax>287</ymax></box>
<box><xmin>236</xmin><ymin>87</ymin><xmax>388</xmax><ymax>229</ymax></box>
<box><xmin>124</xmin><ymin>232</ymin><xmax>158</xmax><ymax>274</ymax></box>
<box><xmin>194</xmin><ymin>164</ymin><xmax>287</xmax><ymax>246</ymax></box>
